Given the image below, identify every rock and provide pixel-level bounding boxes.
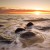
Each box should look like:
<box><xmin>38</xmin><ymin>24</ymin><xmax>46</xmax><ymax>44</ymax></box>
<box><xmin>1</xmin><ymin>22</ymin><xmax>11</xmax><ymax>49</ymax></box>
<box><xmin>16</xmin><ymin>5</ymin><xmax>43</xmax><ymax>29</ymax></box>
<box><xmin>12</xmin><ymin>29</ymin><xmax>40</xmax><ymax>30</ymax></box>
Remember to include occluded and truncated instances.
<box><xmin>0</xmin><ymin>25</ymin><xmax>4</xmax><ymax>27</ymax></box>
<box><xmin>0</xmin><ymin>36</ymin><xmax>13</xmax><ymax>44</ymax></box>
<box><xmin>19</xmin><ymin>31</ymin><xmax>44</xmax><ymax>48</ymax></box>
<box><xmin>26</xmin><ymin>22</ymin><xmax>33</xmax><ymax>27</ymax></box>
<box><xmin>25</xmin><ymin>22</ymin><xmax>34</xmax><ymax>29</ymax></box>
<box><xmin>39</xmin><ymin>27</ymin><xmax>50</xmax><ymax>30</ymax></box>
<box><xmin>0</xmin><ymin>32</ymin><xmax>15</xmax><ymax>44</ymax></box>
<box><xmin>20</xmin><ymin>32</ymin><xmax>36</xmax><ymax>39</ymax></box>
<box><xmin>15</xmin><ymin>28</ymin><xmax>25</xmax><ymax>34</ymax></box>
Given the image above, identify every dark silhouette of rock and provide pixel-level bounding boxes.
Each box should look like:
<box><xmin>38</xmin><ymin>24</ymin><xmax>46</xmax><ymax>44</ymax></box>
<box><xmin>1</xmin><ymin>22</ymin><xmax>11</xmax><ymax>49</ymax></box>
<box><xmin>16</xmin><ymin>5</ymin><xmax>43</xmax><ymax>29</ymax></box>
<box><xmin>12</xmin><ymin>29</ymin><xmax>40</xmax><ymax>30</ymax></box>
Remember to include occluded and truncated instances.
<box><xmin>0</xmin><ymin>25</ymin><xmax>4</xmax><ymax>27</ymax></box>
<box><xmin>24</xmin><ymin>19</ymin><xmax>50</xmax><ymax>22</ymax></box>
<box><xmin>20</xmin><ymin>32</ymin><xmax>36</xmax><ymax>39</ymax></box>
<box><xmin>26</xmin><ymin>22</ymin><xmax>33</xmax><ymax>27</ymax></box>
<box><xmin>15</xmin><ymin>28</ymin><xmax>25</xmax><ymax>33</ymax></box>
<box><xmin>36</xmin><ymin>26</ymin><xmax>50</xmax><ymax>31</ymax></box>
<box><xmin>25</xmin><ymin>22</ymin><xmax>34</xmax><ymax>29</ymax></box>
<box><xmin>20</xmin><ymin>31</ymin><xmax>44</xmax><ymax>48</ymax></box>
<box><xmin>0</xmin><ymin>36</ymin><xmax>13</xmax><ymax>44</ymax></box>
<box><xmin>30</xmin><ymin>25</ymin><xmax>50</xmax><ymax>31</ymax></box>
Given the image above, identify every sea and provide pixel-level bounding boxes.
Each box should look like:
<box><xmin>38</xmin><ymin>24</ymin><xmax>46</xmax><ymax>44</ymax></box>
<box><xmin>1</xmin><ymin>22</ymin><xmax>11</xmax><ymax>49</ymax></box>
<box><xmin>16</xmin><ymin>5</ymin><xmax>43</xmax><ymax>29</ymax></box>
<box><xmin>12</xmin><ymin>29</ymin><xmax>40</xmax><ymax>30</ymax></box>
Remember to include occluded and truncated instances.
<box><xmin>0</xmin><ymin>14</ymin><xmax>50</xmax><ymax>50</ymax></box>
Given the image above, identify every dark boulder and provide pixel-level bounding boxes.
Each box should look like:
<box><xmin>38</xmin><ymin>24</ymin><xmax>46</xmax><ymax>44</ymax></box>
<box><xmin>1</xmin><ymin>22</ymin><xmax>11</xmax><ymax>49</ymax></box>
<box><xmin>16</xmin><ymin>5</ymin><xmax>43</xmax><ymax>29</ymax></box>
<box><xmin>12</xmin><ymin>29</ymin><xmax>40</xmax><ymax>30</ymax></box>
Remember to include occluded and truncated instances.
<box><xmin>0</xmin><ymin>36</ymin><xmax>13</xmax><ymax>44</ymax></box>
<box><xmin>20</xmin><ymin>32</ymin><xmax>36</xmax><ymax>39</ymax></box>
<box><xmin>15</xmin><ymin>28</ymin><xmax>25</xmax><ymax>33</ymax></box>
<box><xmin>0</xmin><ymin>25</ymin><xmax>4</xmax><ymax>27</ymax></box>
<box><xmin>39</xmin><ymin>27</ymin><xmax>50</xmax><ymax>30</ymax></box>
<box><xmin>26</xmin><ymin>22</ymin><xmax>33</xmax><ymax>27</ymax></box>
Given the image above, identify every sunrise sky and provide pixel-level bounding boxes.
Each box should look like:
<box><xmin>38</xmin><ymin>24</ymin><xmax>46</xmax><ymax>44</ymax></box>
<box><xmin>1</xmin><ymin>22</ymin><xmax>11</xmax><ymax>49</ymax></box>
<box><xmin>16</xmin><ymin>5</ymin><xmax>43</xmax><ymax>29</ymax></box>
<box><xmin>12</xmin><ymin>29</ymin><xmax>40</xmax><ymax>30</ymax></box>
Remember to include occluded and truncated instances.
<box><xmin>0</xmin><ymin>0</ymin><xmax>50</xmax><ymax>10</ymax></box>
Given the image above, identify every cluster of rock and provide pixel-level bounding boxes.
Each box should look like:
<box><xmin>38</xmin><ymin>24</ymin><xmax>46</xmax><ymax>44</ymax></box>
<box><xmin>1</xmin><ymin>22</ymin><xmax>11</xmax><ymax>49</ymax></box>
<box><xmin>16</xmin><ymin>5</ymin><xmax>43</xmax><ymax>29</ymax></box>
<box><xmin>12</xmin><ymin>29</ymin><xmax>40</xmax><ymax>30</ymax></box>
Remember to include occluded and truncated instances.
<box><xmin>0</xmin><ymin>22</ymin><xmax>45</xmax><ymax>49</ymax></box>
<box><xmin>14</xmin><ymin>22</ymin><xmax>45</xmax><ymax>48</ymax></box>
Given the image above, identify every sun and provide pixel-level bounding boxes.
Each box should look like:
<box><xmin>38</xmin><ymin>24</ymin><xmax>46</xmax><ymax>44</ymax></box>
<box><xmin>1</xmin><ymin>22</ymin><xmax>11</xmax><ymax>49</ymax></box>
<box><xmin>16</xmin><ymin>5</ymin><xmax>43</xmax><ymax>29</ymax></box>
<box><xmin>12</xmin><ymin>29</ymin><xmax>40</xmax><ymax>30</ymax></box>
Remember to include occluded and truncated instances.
<box><xmin>34</xmin><ymin>11</ymin><xmax>41</xmax><ymax>15</ymax></box>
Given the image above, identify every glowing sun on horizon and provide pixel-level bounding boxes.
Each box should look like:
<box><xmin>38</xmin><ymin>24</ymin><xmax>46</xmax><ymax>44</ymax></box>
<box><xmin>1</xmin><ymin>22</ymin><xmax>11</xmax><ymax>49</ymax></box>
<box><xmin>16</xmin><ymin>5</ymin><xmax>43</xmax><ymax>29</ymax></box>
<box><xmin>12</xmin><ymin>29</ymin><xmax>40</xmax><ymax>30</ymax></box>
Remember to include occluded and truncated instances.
<box><xmin>34</xmin><ymin>11</ymin><xmax>41</xmax><ymax>15</ymax></box>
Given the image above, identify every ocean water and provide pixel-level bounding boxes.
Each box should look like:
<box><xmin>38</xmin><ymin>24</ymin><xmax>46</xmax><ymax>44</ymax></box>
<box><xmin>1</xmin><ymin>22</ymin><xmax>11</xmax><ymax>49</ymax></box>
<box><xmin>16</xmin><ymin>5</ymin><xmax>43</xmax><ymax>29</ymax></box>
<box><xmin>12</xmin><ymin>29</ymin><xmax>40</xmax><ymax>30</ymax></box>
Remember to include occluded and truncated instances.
<box><xmin>0</xmin><ymin>14</ymin><xmax>50</xmax><ymax>50</ymax></box>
